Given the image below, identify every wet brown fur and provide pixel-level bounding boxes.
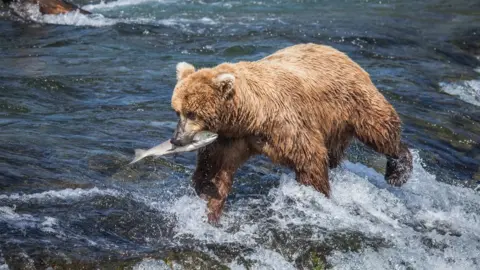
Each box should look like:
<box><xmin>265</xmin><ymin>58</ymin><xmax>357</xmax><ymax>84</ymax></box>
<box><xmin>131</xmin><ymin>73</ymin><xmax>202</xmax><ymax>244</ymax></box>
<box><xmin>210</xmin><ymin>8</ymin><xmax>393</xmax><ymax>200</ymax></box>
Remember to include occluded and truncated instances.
<box><xmin>171</xmin><ymin>43</ymin><xmax>413</xmax><ymax>223</ymax></box>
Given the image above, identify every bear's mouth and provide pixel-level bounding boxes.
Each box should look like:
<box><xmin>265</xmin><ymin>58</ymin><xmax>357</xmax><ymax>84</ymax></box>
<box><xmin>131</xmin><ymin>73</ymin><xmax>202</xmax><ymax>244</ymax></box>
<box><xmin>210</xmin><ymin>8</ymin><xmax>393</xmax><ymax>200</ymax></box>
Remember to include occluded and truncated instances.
<box><xmin>170</xmin><ymin>134</ymin><xmax>194</xmax><ymax>147</ymax></box>
<box><xmin>170</xmin><ymin>118</ymin><xmax>195</xmax><ymax>146</ymax></box>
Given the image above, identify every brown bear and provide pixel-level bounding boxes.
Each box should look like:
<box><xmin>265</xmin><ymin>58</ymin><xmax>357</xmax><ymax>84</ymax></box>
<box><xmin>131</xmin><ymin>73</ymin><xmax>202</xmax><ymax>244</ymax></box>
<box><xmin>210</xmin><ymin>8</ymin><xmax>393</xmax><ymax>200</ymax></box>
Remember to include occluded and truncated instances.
<box><xmin>170</xmin><ymin>43</ymin><xmax>413</xmax><ymax>224</ymax></box>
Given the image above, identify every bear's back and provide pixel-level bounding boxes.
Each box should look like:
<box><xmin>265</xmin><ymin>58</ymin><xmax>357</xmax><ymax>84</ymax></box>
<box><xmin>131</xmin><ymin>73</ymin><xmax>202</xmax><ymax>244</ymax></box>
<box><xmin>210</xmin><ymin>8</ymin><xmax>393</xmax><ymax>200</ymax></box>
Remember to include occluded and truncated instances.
<box><xmin>259</xmin><ymin>43</ymin><xmax>367</xmax><ymax>79</ymax></box>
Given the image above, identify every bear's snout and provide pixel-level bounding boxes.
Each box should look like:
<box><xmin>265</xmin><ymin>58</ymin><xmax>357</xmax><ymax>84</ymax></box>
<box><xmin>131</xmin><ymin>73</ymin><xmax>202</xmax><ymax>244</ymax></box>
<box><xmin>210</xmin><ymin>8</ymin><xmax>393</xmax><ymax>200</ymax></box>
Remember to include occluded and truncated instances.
<box><xmin>170</xmin><ymin>126</ymin><xmax>194</xmax><ymax>146</ymax></box>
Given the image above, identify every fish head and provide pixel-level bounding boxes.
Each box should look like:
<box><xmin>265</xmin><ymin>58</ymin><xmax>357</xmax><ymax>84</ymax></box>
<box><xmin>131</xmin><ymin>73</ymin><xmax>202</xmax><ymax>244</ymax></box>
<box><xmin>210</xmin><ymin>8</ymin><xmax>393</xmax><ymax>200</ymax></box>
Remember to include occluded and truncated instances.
<box><xmin>192</xmin><ymin>131</ymin><xmax>218</xmax><ymax>143</ymax></box>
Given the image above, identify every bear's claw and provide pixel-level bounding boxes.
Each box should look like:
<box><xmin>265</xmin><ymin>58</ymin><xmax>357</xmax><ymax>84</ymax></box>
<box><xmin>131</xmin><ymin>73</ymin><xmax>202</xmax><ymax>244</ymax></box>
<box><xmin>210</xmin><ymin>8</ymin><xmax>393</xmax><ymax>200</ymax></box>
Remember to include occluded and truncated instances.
<box><xmin>385</xmin><ymin>143</ymin><xmax>413</xmax><ymax>186</ymax></box>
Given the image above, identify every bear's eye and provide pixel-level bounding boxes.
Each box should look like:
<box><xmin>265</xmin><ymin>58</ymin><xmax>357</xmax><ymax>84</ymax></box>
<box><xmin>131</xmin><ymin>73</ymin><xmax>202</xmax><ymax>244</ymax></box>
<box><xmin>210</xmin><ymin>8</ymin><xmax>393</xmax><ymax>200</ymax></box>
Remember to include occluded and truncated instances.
<box><xmin>186</xmin><ymin>111</ymin><xmax>196</xmax><ymax>121</ymax></box>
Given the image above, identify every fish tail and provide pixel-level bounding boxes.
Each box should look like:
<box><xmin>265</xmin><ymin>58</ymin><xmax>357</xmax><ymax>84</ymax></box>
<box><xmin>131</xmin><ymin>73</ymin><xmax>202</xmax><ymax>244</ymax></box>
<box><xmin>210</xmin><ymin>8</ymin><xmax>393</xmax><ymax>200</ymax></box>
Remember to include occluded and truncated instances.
<box><xmin>129</xmin><ymin>149</ymin><xmax>147</xmax><ymax>165</ymax></box>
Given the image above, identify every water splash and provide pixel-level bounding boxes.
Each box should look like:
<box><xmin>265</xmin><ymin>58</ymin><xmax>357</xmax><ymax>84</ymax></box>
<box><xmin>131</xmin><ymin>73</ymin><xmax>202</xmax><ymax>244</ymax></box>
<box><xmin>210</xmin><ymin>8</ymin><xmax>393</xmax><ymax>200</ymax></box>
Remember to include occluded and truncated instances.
<box><xmin>440</xmin><ymin>79</ymin><xmax>480</xmax><ymax>106</ymax></box>
<box><xmin>82</xmin><ymin>0</ymin><xmax>173</xmax><ymax>11</ymax></box>
<box><xmin>439</xmin><ymin>68</ymin><xmax>480</xmax><ymax>106</ymax></box>
<box><xmin>157</xmin><ymin>150</ymin><xmax>480</xmax><ymax>269</ymax></box>
<box><xmin>132</xmin><ymin>258</ymin><xmax>173</xmax><ymax>270</ymax></box>
<box><xmin>0</xmin><ymin>187</ymin><xmax>120</xmax><ymax>202</ymax></box>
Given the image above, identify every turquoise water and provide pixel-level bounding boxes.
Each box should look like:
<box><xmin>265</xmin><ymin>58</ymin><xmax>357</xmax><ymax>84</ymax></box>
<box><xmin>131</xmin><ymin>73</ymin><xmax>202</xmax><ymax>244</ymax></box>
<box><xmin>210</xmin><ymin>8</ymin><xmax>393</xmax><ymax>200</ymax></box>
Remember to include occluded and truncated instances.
<box><xmin>0</xmin><ymin>0</ymin><xmax>479</xmax><ymax>269</ymax></box>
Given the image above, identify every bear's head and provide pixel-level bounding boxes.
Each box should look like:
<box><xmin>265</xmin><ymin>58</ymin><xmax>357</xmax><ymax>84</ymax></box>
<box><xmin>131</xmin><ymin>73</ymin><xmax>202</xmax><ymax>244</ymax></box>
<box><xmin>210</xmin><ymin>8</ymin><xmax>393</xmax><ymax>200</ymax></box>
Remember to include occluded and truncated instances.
<box><xmin>170</xmin><ymin>62</ymin><xmax>235</xmax><ymax>146</ymax></box>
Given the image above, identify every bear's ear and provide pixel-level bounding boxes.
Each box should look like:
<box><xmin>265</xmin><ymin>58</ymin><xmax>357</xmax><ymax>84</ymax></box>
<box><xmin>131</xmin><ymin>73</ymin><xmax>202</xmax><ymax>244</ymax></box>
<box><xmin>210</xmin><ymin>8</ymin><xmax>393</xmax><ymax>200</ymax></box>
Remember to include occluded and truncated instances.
<box><xmin>214</xmin><ymin>73</ymin><xmax>235</xmax><ymax>99</ymax></box>
<box><xmin>176</xmin><ymin>62</ymin><xmax>195</xmax><ymax>81</ymax></box>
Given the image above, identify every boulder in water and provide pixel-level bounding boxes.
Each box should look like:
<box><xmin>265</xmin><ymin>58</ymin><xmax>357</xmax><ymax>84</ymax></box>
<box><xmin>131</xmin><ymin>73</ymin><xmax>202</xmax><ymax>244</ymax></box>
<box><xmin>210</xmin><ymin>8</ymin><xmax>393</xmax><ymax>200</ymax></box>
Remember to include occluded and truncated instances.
<box><xmin>3</xmin><ymin>0</ymin><xmax>90</xmax><ymax>15</ymax></box>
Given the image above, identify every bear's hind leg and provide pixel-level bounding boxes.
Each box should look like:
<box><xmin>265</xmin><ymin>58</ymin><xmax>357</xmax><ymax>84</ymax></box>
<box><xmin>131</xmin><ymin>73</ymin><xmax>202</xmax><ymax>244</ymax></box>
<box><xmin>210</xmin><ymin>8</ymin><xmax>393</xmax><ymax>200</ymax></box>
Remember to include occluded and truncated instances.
<box><xmin>192</xmin><ymin>138</ymin><xmax>252</xmax><ymax>224</ymax></box>
<box><xmin>353</xmin><ymin>109</ymin><xmax>413</xmax><ymax>186</ymax></box>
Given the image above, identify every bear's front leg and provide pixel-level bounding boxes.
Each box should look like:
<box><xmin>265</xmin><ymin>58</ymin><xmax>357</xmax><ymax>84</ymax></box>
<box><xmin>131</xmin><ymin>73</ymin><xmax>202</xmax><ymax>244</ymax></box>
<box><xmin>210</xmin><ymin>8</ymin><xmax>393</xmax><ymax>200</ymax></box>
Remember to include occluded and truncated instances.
<box><xmin>292</xmin><ymin>145</ymin><xmax>331</xmax><ymax>197</ymax></box>
<box><xmin>296</xmin><ymin>166</ymin><xmax>330</xmax><ymax>198</ymax></box>
<box><xmin>192</xmin><ymin>138</ymin><xmax>252</xmax><ymax>224</ymax></box>
<box><xmin>206</xmin><ymin>171</ymin><xmax>234</xmax><ymax>224</ymax></box>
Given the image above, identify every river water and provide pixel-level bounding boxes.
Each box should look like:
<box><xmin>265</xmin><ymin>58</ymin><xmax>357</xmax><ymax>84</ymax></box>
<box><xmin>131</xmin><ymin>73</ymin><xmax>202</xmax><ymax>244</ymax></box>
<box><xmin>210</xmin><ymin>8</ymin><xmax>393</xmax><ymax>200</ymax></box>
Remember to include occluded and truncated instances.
<box><xmin>0</xmin><ymin>0</ymin><xmax>479</xmax><ymax>269</ymax></box>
